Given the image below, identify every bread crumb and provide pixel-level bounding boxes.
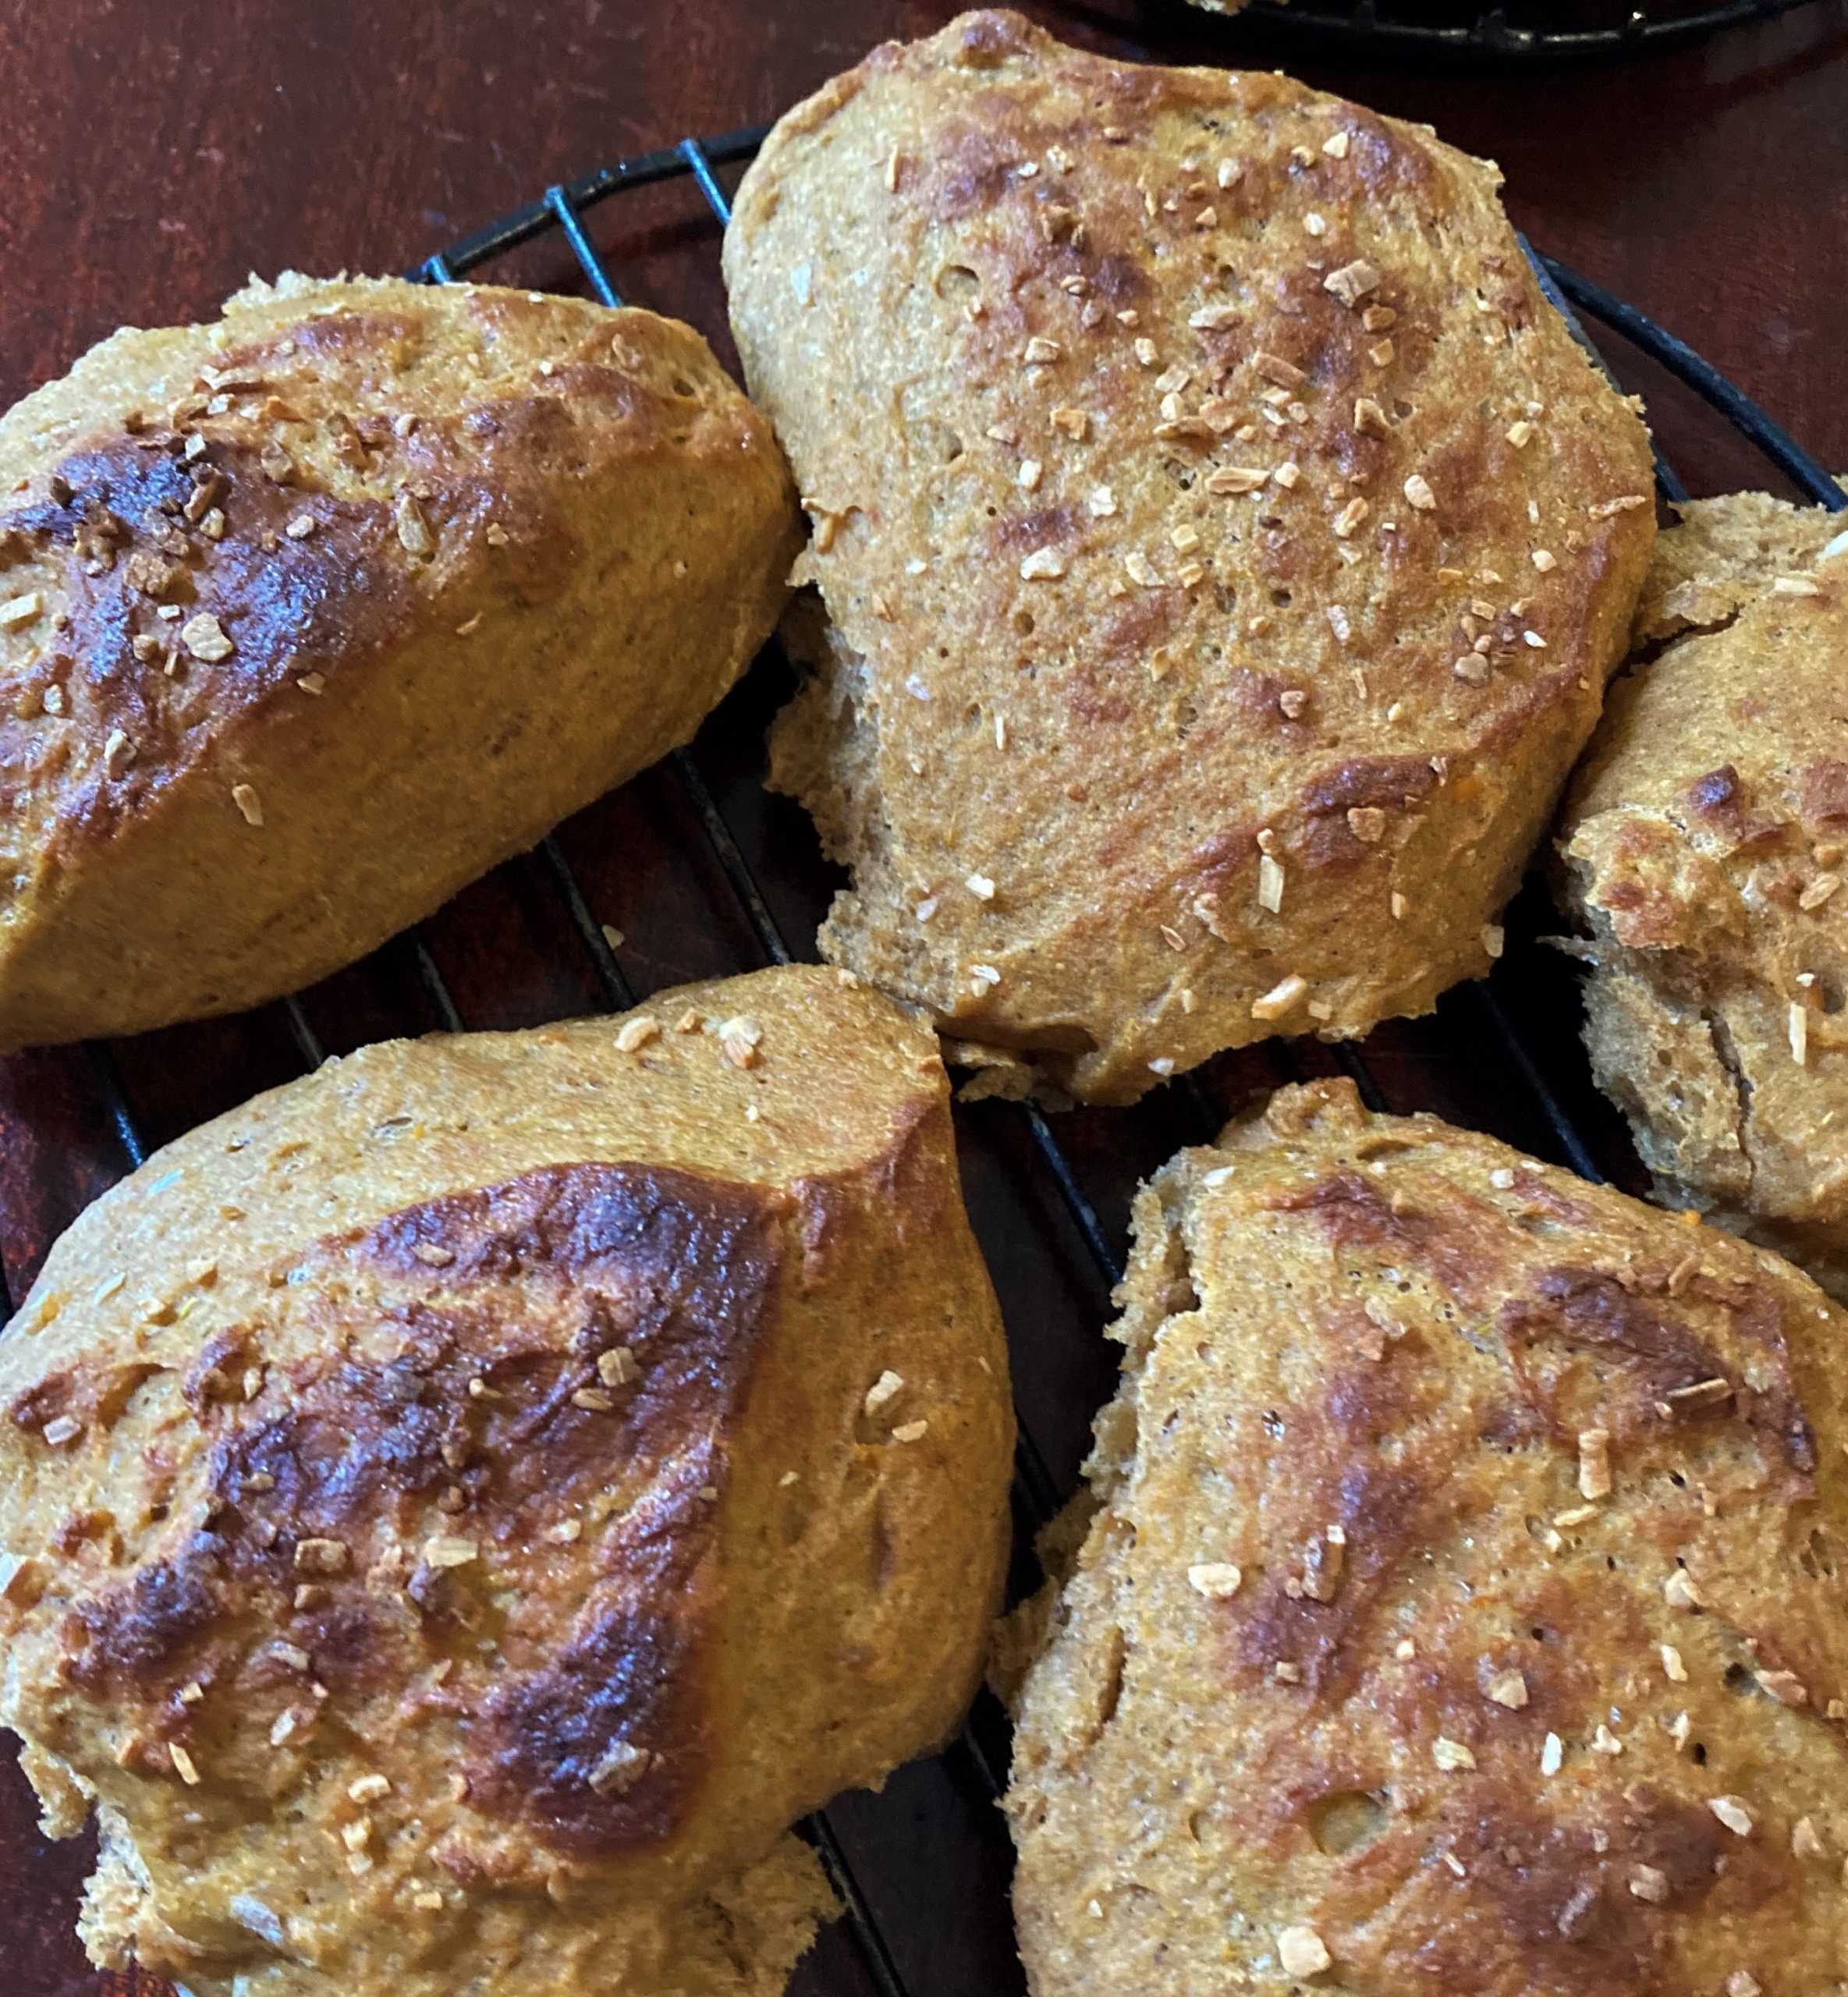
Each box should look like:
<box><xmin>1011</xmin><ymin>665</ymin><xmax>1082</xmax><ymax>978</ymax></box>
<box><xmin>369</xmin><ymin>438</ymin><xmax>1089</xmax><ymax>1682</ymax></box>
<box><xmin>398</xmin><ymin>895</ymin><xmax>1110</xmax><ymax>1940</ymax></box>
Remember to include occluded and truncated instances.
<box><xmin>597</xmin><ymin>1346</ymin><xmax>639</xmax><ymax>1388</ymax></box>
<box><xmin>718</xmin><ymin>1015</ymin><xmax>764</xmax><ymax>1067</ymax></box>
<box><xmin>1627</xmin><ymin>1864</ymin><xmax>1669</xmax><ymax>1903</ymax></box>
<box><xmin>1708</xmin><ymin>1796</ymin><xmax>1754</xmax><ymax>1837</ymax></box>
<box><xmin>587</xmin><ymin>1740</ymin><xmax>650</xmax><ymax>1795</ymax></box>
<box><xmin>1577</xmin><ymin>1427</ymin><xmax>1612</xmax><ymax>1500</ymax></box>
<box><xmin>1432</xmin><ymin>1737</ymin><xmax>1476</xmax><ymax>1772</ymax></box>
<box><xmin>864</xmin><ymin>1370</ymin><xmax>905</xmax><ymax>1416</ymax></box>
<box><xmin>394</xmin><ymin>490</ymin><xmax>435</xmax><ymax>558</ymax></box>
<box><xmin>1277</xmin><ymin>1925</ymin><xmax>1330</xmax><ymax>1977</ymax></box>
<box><xmin>182</xmin><ymin>612</ymin><xmax>235</xmax><ymax>662</ymax></box>
<box><xmin>1486</xmin><ymin>1670</ymin><xmax>1527</xmax><ymax>1709</ymax></box>
<box><xmin>1250</xmin><ymin>974</ymin><xmax>1307</xmax><ymax>1022</ymax></box>
<box><xmin>1187</xmin><ymin>1562</ymin><xmax>1243</xmax><ymax>1598</ymax></box>
<box><xmin>1322</xmin><ymin>257</ymin><xmax>1378</xmax><ymax>307</ymax></box>
<box><xmin>1257</xmin><ymin>853</ymin><xmax>1285</xmax><ymax>913</ymax></box>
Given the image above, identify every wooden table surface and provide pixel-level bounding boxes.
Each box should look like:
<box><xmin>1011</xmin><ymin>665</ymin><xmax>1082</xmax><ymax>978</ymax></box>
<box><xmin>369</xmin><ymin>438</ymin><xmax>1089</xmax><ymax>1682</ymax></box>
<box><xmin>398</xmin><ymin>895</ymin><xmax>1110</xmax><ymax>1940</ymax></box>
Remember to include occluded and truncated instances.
<box><xmin>2</xmin><ymin>4</ymin><xmax>1846</xmax><ymax>1993</ymax></box>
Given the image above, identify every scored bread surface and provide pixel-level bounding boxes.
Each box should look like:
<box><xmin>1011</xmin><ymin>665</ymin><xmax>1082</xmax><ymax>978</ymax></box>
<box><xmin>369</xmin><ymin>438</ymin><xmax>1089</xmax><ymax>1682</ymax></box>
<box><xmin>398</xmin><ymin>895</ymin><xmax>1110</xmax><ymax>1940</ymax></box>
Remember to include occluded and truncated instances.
<box><xmin>1559</xmin><ymin>494</ymin><xmax>1848</xmax><ymax>1299</ymax></box>
<box><xmin>725</xmin><ymin>9</ymin><xmax>1655</xmax><ymax>1104</ymax></box>
<box><xmin>0</xmin><ymin>273</ymin><xmax>800</xmax><ymax>1049</ymax></box>
<box><xmin>1007</xmin><ymin>1077</ymin><xmax>1847</xmax><ymax>1996</ymax></box>
<box><xmin>0</xmin><ymin>964</ymin><xmax>1014</xmax><ymax>1997</ymax></box>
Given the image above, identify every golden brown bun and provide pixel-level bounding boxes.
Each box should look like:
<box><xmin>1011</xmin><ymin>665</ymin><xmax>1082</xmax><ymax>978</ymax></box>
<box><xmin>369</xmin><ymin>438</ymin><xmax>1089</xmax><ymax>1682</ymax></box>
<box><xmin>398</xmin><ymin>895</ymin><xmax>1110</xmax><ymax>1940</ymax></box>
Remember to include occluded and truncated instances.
<box><xmin>0</xmin><ymin>963</ymin><xmax>1013</xmax><ymax>1997</ymax></box>
<box><xmin>1007</xmin><ymin>1077</ymin><xmax>1848</xmax><ymax>1996</ymax></box>
<box><xmin>0</xmin><ymin>273</ymin><xmax>800</xmax><ymax>1049</ymax></box>
<box><xmin>1559</xmin><ymin>495</ymin><xmax>1848</xmax><ymax>1298</ymax></box>
<box><xmin>723</xmin><ymin>9</ymin><xmax>1655</xmax><ymax>1104</ymax></box>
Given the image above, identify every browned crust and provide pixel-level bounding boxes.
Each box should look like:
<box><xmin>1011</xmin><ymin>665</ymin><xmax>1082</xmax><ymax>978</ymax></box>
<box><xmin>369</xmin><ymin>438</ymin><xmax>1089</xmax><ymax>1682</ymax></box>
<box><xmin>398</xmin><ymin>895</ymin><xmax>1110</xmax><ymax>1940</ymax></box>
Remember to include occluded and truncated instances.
<box><xmin>0</xmin><ymin>274</ymin><xmax>800</xmax><ymax>1048</ymax></box>
<box><xmin>49</xmin><ymin>1162</ymin><xmax>781</xmax><ymax>1860</ymax></box>
<box><xmin>0</xmin><ymin>964</ymin><xmax>1013</xmax><ymax>1997</ymax></box>
<box><xmin>725</xmin><ymin>9</ymin><xmax>1655</xmax><ymax>1102</ymax></box>
<box><xmin>1008</xmin><ymin>1077</ymin><xmax>1848</xmax><ymax>1997</ymax></box>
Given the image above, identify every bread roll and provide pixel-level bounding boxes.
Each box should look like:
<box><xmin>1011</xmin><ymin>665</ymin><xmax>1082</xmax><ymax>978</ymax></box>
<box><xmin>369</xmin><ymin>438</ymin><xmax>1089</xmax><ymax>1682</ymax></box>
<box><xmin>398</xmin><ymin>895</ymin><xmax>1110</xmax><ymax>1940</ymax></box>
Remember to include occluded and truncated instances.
<box><xmin>1560</xmin><ymin>493</ymin><xmax>1848</xmax><ymax>1298</ymax></box>
<box><xmin>0</xmin><ymin>273</ymin><xmax>799</xmax><ymax>1048</ymax></box>
<box><xmin>1008</xmin><ymin>1077</ymin><xmax>1848</xmax><ymax>1996</ymax></box>
<box><xmin>724</xmin><ymin>9</ymin><xmax>1655</xmax><ymax>1103</ymax></box>
<box><xmin>0</xmin><ymin>963</ymin><xmax>1013</xmax><ymax>1997</ymax></box>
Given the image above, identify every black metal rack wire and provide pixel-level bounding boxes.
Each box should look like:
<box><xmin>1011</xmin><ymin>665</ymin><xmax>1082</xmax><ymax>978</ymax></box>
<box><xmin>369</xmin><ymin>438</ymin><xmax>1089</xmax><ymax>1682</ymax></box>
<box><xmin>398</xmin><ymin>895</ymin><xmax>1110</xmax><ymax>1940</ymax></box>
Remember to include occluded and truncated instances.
<box><xmin>1221</xmin><ymin>0</ymin><xmax>1831</xmax><ymax>59</ymax></box>
<box><xmin>30</xmin><ymin>105</ymin><xmax>1846</xmax><ymax>1997</ymax></box>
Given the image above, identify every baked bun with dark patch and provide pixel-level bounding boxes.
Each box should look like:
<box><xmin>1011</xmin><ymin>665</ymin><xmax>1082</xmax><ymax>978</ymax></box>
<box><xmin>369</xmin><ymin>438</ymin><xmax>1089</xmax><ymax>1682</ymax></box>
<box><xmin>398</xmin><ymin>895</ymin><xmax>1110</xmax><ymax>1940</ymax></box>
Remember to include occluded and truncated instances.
<box><xmin>1007</xmin><ymin>1077</ymin><xmax>1848</xmax><ymax>1996</ymax></box>
<box><xmin>0</xmin><ymin>963</ymin><xmax>1013</xmax><ymax>1997</ymax></box>
<box><xmin>0</xmin><ymin>272</ymin><xmax>799</xmax><ymax>1048</ymax></box>
<box><xmin>724</xmin><ymin>10</ymin><xmax>1655</xmax><ymax>1103</ymax></box>
<box><xmin>1559</xmin><ymin>493</ymin><xmax>1848</xmax><ymax>1299</ymax></box>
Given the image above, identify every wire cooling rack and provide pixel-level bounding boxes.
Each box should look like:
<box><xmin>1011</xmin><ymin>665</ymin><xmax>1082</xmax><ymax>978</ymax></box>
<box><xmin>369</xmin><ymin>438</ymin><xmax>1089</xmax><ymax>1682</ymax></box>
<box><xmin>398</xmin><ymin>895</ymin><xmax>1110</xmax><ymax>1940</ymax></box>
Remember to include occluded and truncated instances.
<box><xmin>1218</xmin><ymin>0</ymin><xmax>1830</xmax><ymax>59</ymax></box>
<box><xmin>6</xmin><ymin>89</ymin><xmax>1846</xmax><ymax>1997</ymax></box>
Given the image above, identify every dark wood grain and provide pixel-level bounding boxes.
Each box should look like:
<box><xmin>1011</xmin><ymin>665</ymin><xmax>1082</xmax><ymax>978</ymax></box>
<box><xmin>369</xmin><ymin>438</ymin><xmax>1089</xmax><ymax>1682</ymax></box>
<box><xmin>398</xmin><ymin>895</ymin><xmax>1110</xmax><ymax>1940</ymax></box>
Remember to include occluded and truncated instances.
<box><xmin>1</xmin><ymin>3</ymin><xmax>1844</xmax><ymax>1993</ymax></box>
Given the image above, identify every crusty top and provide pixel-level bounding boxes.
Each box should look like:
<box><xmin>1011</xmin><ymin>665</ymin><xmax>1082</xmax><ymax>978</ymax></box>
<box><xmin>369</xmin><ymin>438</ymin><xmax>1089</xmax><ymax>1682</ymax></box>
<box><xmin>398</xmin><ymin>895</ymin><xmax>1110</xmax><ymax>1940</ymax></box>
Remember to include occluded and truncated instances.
<box><xmin>725</xmin><ymin>9</ymin><xmax>1655</xmax><ymax>1101</ymax></box>
<box><xmin>0</xmin><ymin>965</ymin><xmax>1013</xmax><ymax>1995</ymax></box>
<box><xmin>0</xmin><ymin>272</ymin><xmax>782</xmax><ymax>924</ymax></box>
<box><xmin>1008</xmin><ymin>1078</ymin><xmax>1848</xmax><ymax>1997</ymax></box>
<box><xmin>1559</xmin><ymin>497</ymin><xmax>1848</xmax><ymax>1243</ymax></box>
